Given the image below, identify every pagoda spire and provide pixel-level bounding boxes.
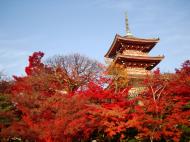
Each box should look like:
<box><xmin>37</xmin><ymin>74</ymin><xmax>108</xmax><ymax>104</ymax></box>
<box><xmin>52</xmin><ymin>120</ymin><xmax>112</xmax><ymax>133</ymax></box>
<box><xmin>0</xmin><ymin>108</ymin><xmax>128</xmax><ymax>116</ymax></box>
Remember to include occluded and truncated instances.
<box><xmin>125</xmin><ymin>12</ymin><xmax>133</xmax><ymax>36</ymax></box>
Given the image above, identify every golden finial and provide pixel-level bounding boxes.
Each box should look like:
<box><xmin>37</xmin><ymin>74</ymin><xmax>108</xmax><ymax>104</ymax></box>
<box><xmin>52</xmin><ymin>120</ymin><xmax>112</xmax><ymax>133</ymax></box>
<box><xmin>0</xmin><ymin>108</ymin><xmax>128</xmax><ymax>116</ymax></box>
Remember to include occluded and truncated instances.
<box><xmin>125</xmin><ymin>12</ymin><xmax>133</xmax><ymax>36</ymax></box>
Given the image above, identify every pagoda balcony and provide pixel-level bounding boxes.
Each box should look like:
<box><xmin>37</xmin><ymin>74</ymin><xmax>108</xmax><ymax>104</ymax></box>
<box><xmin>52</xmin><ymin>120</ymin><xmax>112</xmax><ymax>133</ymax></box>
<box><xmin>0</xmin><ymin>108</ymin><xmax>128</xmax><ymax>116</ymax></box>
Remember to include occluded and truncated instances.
<box><xmin>122</xmin><ymin>50</ymin><xmax>148</xmax><ymax>57</ymax></box>
<box><xmin>125</xmin><ymin>67</ymin><xmax>151</xmax><ymax>76</ymax></box>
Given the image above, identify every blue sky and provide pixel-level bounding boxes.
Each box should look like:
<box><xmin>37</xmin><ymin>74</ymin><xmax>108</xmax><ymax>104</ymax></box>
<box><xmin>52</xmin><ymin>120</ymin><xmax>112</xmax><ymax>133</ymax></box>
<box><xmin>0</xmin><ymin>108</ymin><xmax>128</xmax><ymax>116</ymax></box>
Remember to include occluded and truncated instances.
<box><xmin>0</xmin><ymin>0</ymin><xmax>190</xmax><ymax>77</ymax></box>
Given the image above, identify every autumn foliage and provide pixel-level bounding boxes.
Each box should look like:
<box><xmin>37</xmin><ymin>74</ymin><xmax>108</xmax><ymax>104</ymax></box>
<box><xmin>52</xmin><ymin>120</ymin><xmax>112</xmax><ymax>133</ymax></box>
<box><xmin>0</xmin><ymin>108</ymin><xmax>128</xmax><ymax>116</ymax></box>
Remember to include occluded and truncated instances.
<box><xmin>0</xmin><ymin>52</ymin><xmax>190</xmax><ymax>142</ymax></box>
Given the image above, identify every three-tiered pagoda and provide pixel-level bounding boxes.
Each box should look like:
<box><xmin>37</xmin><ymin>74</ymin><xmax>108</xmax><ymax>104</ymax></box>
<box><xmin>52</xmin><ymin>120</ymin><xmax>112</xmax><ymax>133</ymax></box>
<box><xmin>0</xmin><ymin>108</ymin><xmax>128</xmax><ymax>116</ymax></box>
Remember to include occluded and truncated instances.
<box><xmin>105</xmin><ymin>14</ymin><xmax>164</xmax><ymax>84</ymax></box>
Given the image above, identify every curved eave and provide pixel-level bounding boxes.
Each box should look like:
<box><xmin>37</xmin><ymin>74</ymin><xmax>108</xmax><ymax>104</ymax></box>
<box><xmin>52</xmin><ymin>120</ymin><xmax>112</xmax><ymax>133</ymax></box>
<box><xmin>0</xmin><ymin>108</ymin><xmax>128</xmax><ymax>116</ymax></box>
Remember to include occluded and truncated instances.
<box><xmin>114</xmin><ymin>54</ymin><xmax>164</xmax><ymax>70</ymax></box>
<box><xmin>119</xmin><ymin>35</ymin><xmax>159</xmax><ymax>43</ymax></box>
<box><xmin>104</xmin><ymin>34</ymin><xmax>159</xmax><ymax>59</ymax></box>
<box><xmin>104</xmin><ymin>34</ymin><xmax>120</xmax><ymax>58</ymax></box>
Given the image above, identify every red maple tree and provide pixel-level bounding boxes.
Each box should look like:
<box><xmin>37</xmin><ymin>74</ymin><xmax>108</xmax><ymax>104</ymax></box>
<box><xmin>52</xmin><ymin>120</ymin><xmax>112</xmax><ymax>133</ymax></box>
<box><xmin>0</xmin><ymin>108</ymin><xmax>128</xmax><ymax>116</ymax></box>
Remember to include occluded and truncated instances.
<box><xmin>128</xmin><ymin>67</ymin><xmax>190</xmax><ymax>142</ymax></box>
<box><xmin>0</xmin><ymin>52</ymin><xmax>189</xmax><ymax>142</ymax></box>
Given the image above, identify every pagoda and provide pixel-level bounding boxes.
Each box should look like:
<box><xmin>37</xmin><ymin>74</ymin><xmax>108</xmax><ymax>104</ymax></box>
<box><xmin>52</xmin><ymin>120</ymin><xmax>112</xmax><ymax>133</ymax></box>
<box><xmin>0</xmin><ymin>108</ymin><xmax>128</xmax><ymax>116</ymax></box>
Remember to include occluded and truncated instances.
<box><xmin>105</xmin><ymin>14</ymin><xmax>164</xmax><ymax>85</ymax></box>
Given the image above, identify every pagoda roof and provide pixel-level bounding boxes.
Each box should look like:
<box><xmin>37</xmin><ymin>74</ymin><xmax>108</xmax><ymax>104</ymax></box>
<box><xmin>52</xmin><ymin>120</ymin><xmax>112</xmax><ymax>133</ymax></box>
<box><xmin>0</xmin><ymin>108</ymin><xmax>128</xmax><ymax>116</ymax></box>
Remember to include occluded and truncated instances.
<box><xmin>105</xmin><ymin>34</ymin><xmax>159</xmax><ymax>58</ymax></box>
<box><xmin>113</xmin><ymin>54</ymin><xmax>164</xmax><ymax>70</ymax></box>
